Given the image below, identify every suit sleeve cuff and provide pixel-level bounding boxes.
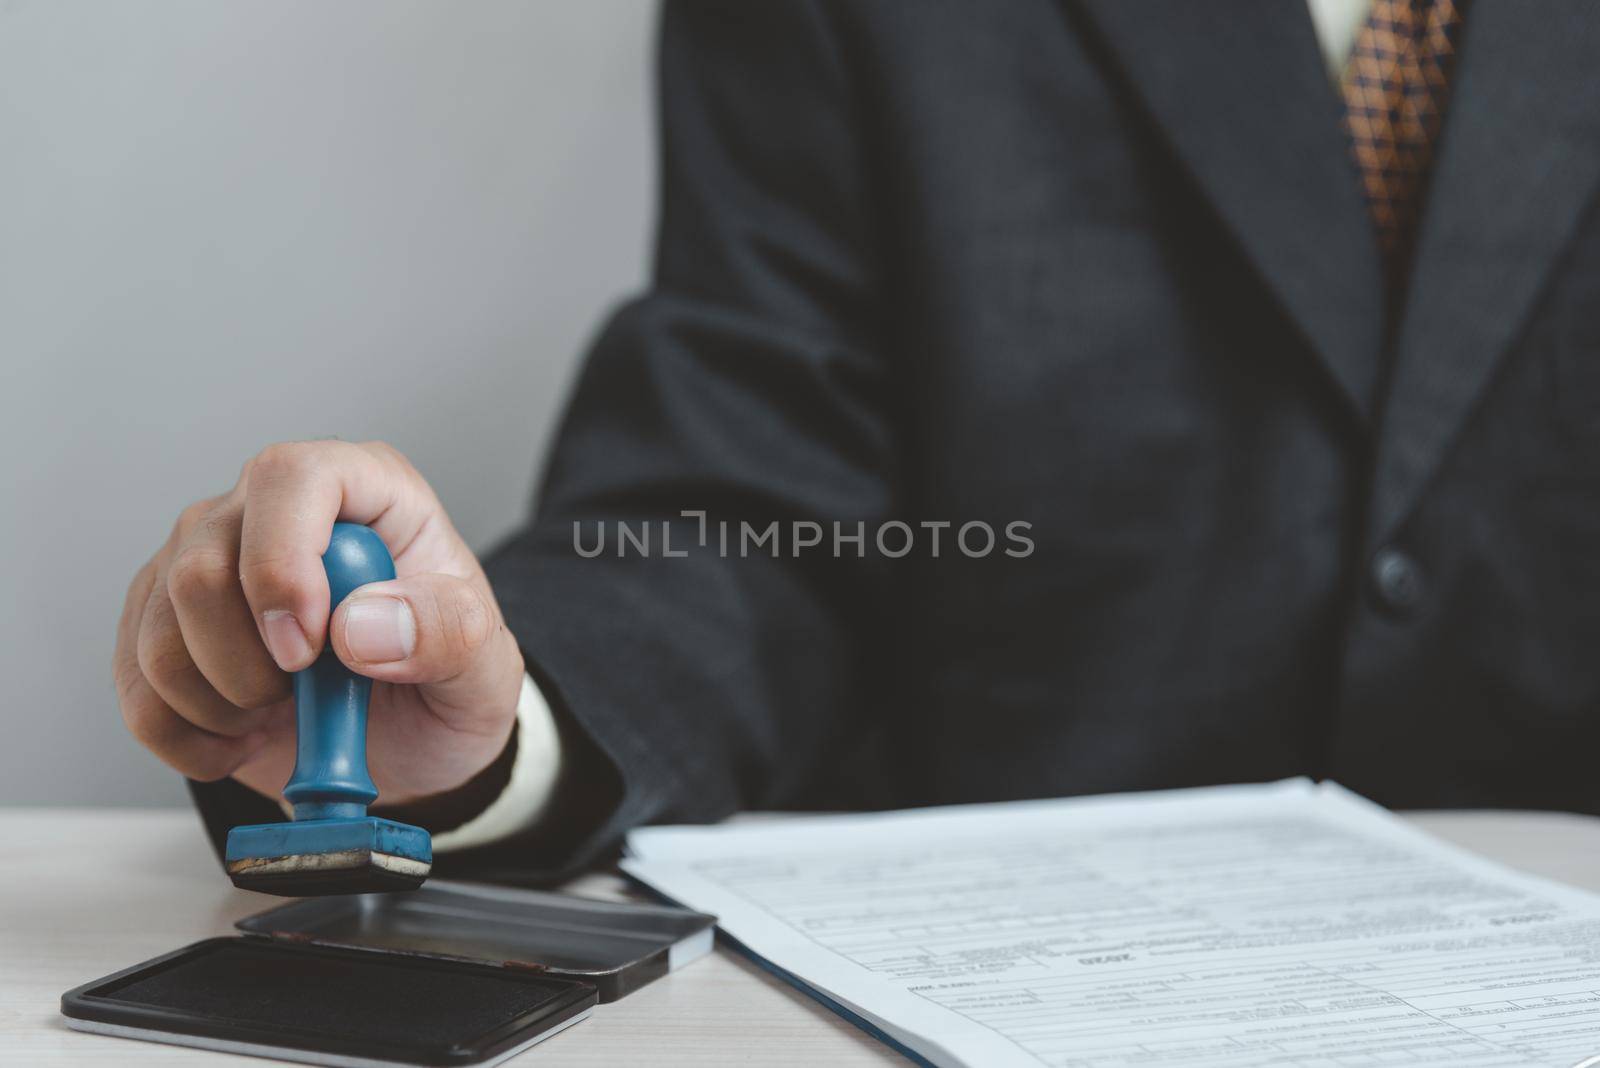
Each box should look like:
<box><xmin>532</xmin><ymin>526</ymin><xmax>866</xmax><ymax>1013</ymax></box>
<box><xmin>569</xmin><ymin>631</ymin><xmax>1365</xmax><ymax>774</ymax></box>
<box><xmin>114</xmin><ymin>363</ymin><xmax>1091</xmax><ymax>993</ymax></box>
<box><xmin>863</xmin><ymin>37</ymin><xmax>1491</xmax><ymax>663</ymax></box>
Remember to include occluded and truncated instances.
<box><xmin>431</xmin><ymin>671</ymin><xmax>563</xmax><ymax>853</ymax></box>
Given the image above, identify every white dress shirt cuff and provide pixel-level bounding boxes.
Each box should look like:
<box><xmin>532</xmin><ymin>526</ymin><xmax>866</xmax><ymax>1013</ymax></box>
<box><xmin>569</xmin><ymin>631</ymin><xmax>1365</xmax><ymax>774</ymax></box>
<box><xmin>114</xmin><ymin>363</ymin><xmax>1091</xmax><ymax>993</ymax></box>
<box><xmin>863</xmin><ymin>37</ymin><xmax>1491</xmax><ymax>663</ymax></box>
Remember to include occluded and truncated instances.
<box><xmin>432</xmin><ymin>671</ymin><xmax>564</xmax><ymax>853</ymax></box>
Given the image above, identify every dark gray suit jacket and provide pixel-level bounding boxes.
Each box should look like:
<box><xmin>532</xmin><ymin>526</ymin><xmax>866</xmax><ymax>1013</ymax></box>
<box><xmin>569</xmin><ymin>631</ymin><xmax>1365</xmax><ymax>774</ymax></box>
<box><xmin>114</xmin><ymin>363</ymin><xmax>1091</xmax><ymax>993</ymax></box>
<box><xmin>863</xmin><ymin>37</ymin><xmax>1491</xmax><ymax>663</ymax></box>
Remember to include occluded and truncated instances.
<box><xmin>196</xmin><ymin>0</ymin><xmax>1600</xmax><ymax>882</ymax></box>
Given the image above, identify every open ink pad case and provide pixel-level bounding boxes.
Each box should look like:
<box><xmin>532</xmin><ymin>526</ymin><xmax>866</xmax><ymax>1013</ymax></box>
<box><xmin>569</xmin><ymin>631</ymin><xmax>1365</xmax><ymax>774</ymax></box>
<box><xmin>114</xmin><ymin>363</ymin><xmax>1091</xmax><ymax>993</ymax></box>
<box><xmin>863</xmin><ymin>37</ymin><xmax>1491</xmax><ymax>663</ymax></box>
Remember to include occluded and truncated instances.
<box><xmin>61</xmin><ymin>881</ymin><xmax>717</xmax><ymax>1066</ymax></box>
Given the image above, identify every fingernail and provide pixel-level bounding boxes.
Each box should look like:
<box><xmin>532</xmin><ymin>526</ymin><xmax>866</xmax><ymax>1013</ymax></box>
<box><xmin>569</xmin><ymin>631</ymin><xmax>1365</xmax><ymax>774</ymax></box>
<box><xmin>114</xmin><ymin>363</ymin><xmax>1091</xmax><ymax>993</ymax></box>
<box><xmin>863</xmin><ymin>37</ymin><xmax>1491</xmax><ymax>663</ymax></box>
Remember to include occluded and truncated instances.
<box><xmin>261</xmin><ymin>610</ymin><xmax>312</xmax><ymax>670</ymax></box>
<box><xmin>343</xmin><ymin>597</ymin><xmax>415</xmax><ymax>664</ymax></box>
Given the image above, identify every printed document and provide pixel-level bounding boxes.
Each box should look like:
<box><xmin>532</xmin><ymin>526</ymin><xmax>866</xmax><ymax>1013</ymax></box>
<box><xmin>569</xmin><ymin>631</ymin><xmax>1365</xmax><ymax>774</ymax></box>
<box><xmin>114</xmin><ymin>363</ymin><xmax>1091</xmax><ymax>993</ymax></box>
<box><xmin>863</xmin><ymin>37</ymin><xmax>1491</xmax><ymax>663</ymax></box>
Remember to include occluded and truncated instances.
<box><xmin>622</xmin><ymin>780</ymin><xmax>1600</xmax><ymax>1067</ymax></box>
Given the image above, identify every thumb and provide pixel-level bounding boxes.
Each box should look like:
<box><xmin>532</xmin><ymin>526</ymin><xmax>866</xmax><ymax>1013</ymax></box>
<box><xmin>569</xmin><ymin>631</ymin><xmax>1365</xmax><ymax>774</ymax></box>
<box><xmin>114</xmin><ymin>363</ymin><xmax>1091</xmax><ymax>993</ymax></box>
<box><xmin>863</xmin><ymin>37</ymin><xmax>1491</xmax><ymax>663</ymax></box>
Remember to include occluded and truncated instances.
<box><xmin>330</xmin><ymin>573</ymin><xmax>522</xmax><ymax>699</ymax></box>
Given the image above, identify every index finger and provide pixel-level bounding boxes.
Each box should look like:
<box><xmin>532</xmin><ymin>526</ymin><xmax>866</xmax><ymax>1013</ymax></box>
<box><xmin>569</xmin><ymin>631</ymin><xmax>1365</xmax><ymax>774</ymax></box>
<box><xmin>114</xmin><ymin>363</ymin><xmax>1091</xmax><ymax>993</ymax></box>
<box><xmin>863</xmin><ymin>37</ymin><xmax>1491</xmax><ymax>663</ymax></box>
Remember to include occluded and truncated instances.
<box><xmin>237</xmin><ymin>440</ymin><xmax>433</xmax><ymax>670</ymax></box>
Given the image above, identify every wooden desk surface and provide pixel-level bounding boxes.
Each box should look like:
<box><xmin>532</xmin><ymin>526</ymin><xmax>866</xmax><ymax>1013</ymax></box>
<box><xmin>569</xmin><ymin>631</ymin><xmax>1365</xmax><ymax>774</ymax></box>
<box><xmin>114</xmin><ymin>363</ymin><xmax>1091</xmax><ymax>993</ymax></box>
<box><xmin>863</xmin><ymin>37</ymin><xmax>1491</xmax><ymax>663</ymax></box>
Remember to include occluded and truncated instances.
<box><xmin>6</xmin><ymin>806</ymin><xmax>1600</xmax><ymax>1066</ymax></box>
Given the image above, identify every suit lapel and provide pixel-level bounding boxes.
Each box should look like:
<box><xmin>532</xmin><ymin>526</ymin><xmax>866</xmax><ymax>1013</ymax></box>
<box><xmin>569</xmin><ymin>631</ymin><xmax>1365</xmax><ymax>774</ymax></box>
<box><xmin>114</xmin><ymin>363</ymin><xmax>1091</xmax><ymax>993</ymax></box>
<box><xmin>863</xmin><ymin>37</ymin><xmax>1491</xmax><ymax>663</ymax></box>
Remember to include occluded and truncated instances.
<box><xmin>1073</xmin><ymin>0</ymin><xmax>1384</xmax><ymax>423</ymax></box>
<box><xmin>1369</xmin><ymin>0</ymin><xmax>1600</xmax><ymax>544</ymax></box>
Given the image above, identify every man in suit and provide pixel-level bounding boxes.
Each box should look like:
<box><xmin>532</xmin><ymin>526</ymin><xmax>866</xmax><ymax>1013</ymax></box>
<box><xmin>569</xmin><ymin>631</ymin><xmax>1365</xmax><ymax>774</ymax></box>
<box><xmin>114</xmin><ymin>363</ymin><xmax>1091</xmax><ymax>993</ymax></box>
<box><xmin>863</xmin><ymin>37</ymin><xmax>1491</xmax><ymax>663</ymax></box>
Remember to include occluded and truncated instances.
<box><xmin>114</xmin><ymin>0</ymin><xmax>1600</xmax><ymax>883</ymax></box>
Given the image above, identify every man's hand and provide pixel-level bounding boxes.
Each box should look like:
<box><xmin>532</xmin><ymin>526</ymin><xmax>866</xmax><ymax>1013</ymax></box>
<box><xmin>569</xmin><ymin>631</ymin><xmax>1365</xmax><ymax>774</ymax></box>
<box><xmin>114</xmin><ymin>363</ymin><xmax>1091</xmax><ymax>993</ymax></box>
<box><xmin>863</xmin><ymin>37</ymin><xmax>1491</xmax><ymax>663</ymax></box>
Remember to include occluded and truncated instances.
<box><xmin>113</xmin><ymin>440</ymin><xmax>525</xmax><ymax>807</ymax></box>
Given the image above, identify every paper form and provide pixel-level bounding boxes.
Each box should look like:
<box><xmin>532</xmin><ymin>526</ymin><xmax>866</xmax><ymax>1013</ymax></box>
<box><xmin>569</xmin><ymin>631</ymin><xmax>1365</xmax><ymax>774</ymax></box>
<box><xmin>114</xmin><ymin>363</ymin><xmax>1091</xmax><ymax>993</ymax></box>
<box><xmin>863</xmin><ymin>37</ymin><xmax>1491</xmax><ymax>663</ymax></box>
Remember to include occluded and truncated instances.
<box><xmin>622</xmin><ymin>780</ymin><xmax>1600</xmax><ymax>1068</ymax></box>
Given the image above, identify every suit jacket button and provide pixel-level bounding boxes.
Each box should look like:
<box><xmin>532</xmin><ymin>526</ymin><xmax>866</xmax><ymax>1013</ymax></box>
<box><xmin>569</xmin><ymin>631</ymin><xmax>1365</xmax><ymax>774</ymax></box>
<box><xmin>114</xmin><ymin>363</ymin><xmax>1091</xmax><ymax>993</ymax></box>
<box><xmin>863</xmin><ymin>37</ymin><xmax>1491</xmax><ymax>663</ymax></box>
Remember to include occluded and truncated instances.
<box><xmin>1371</xmin><ymin>547</ymin><xmax>1424</xmax><ymax>614</ymax></box>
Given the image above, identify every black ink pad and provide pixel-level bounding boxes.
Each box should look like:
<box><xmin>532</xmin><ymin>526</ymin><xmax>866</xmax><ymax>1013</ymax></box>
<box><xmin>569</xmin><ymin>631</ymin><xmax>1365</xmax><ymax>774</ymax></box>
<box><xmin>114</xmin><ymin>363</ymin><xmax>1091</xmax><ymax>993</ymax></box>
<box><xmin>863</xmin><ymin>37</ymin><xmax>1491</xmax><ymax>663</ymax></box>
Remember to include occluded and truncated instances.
<box><xmin>62</xmin><ymin>937</ymin><xmax>595</xmax><ymax>1066</ymax></box>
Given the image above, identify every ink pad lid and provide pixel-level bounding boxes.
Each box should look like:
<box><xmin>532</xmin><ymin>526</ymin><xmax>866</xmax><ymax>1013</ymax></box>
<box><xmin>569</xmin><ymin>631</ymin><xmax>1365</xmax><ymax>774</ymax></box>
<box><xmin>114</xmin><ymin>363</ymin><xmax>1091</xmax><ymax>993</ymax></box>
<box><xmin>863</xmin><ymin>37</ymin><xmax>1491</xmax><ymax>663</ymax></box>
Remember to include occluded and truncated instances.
<box><xmin>234</xmin><ymin>879</ymin><xmax>717</xmax><ymax>1002</ymax></box>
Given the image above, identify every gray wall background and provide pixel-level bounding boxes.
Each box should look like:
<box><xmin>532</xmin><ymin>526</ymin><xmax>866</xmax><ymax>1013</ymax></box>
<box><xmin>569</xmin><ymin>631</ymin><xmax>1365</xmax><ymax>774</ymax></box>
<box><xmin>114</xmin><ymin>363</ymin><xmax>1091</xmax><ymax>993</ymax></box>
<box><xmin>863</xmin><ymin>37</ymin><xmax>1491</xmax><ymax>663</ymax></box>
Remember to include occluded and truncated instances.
<box><xmin>0</xmin><ymin>1</ymin><xmax>656</xmax><ymax>805</ymax></box>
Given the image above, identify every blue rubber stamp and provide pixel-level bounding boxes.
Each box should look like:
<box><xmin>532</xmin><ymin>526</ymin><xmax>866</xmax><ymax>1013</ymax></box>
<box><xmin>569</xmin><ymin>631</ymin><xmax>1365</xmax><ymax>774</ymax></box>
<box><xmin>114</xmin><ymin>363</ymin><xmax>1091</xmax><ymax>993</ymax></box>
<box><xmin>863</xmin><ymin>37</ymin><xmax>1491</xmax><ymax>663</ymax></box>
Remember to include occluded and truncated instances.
<box><xmin>225</xmin><ymin>523</ymin><xmax>432</xmax><ymax>896</ymax></box>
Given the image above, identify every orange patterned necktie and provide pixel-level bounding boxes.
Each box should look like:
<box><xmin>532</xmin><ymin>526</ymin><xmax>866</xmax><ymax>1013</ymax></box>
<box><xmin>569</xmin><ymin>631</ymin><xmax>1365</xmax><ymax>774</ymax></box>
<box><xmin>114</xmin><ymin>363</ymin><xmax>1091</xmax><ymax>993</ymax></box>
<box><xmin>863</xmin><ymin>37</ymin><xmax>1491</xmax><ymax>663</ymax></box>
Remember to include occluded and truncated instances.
<box><xmin>1341</xmin><ymin>0</ymin><xmax>1467</xmax><ymax>302</ymax></box>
